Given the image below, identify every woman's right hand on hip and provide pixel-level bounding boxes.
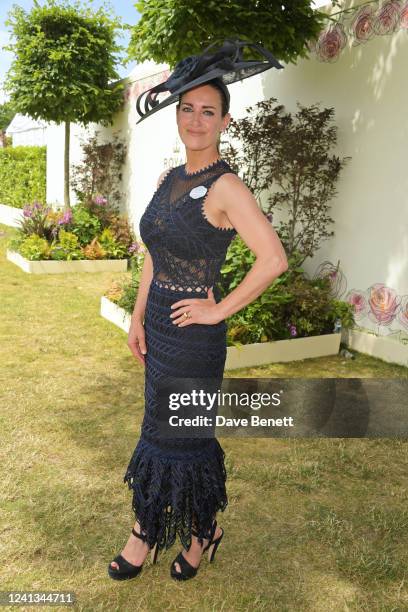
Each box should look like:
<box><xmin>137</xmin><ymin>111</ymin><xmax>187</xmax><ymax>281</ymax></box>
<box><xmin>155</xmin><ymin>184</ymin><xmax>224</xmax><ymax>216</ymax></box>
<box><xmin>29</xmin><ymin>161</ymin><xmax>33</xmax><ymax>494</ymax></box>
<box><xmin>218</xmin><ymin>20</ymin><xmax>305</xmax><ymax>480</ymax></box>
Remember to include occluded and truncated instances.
<box><xmin>127</xmin><ymin>319</ymin><xmax>147</xmax><ymax>366</ymax></box>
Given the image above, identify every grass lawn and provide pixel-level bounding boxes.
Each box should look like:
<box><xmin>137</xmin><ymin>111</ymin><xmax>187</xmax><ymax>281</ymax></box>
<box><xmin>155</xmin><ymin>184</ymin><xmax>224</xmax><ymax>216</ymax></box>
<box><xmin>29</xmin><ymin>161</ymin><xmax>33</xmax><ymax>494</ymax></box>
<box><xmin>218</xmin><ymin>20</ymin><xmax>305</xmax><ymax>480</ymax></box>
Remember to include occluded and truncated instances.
<box><xmin>1</xmin><ymin>223</ymin><xmax>407</xmax><ymax>611</ymax></box>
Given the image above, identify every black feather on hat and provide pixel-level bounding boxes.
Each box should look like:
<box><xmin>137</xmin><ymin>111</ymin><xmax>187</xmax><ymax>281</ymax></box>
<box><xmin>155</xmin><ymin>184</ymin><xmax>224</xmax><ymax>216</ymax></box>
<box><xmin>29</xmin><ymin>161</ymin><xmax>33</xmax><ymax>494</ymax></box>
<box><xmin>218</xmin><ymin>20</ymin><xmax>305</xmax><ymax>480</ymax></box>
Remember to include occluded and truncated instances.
<box><xmin>135</xmin><ymin>38</ymin><xmax>284</xmax><ymax>125</ymax></box>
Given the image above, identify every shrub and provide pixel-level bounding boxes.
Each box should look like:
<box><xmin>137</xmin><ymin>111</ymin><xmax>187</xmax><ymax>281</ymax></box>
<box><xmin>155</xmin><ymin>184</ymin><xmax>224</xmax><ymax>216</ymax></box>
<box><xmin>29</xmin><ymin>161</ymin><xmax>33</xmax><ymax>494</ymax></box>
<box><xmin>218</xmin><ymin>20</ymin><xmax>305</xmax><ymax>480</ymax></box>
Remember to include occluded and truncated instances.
<box><xmin>104</xmin><ymin>241</ymin><xmax>146</xmax><ymax>308</ymax></box>
<box><xmin>217</xmin><ymin>237</ymin><xmax>355</xmax><ymax>345</ymax></box>
<box><xmin>49</xmin><ymin>230</ymin><xmax>84</xmax><ymax>261</ymax></box>
<box><xmin>18</xmin><ymin>234</ymin><xmax>50</xmax><ymax>260</ymax></box>
<box><xmin>222</xmin><ymin>98</ymin><xmax>351</xmax><ymax>265</ymax></box>
<box><xmin>115</xmin><ymin>269</ymin><xmax>141</xmax><ymax>313</ymax></box>
<box><xmin>17</xmin><ymin>201</ymin><xmax>54</xmax><ymax>241</ymax></box>
<box><xmin>105</xmin><ymin>280</ymin><xmax>124</xmax><ymax>302</ymax></box>
<box><xmin>7</xmin><ymin>233</ymin><xmax>26</xmax><ymax>252</ymax></box>
<box><xmin>8</xmin><ymin>197</ymin><xmax>135</xmax><ymax>261</ymax></box>
<box><xmin>70</xmin><ymin>205</ymin><xmax>101</xmax><ymax>246</ymax></box>
<box><xmin>70</xmin><ymin>133</ymin><xmax>127</xmax><ymax>211</ymax></box>
<box><xmin>98</xmin><ymin>227</ymin><xmax>128</xmax><ymax>259</ymax></box>
<box><xmin>0</xmin><ymin>146</ymin><xmax>46</xmax><ymax>208</ymax></box>
<box><xmin>107</xmin><ymin>214</ymin><xmax>135</xmax><ymax>250</ymax></box>
<box><xmin>82</xmin><ymin>194</ymin><xmax>119</xmax><ymax>229</ymax></box>
<box><xmin>82</xmin><ymin>237</ymin><xmax>106</xmax><ymax>260</ymax></box>
<box><xmin>219</xmin><ymin>235</ymin><xmax>256</xmax><ymax>292</ymax></box>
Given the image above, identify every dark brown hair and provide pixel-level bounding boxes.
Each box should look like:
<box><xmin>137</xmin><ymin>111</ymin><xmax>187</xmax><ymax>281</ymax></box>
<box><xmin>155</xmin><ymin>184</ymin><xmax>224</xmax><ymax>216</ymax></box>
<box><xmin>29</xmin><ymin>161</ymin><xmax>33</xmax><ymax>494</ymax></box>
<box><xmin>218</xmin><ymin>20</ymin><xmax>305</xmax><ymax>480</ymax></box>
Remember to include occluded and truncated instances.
<box><xmin>177</xmin><ymin>80</ymin><xmax>229</xmax><ymax>116</ymax></box>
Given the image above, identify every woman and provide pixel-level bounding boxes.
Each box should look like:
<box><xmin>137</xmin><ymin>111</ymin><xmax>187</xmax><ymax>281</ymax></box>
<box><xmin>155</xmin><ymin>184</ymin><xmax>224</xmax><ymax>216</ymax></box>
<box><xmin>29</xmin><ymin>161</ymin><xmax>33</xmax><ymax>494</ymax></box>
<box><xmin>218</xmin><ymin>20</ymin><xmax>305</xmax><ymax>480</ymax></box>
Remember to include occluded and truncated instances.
<box><xmin>108</xmin><ymin>39</ymin><xmax>288</xmax><ymax>581</ymax></box>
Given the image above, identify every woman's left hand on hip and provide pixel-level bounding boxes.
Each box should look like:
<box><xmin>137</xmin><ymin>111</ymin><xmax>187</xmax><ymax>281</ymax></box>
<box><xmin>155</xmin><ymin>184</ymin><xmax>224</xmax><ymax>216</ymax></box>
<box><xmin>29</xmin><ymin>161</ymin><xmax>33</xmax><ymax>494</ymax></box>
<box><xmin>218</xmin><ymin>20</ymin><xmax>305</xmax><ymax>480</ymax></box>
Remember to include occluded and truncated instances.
<box><xmin>170</xmin><ymin>287</ymin><xmax>223</xmax><ymax>326</ymax></box>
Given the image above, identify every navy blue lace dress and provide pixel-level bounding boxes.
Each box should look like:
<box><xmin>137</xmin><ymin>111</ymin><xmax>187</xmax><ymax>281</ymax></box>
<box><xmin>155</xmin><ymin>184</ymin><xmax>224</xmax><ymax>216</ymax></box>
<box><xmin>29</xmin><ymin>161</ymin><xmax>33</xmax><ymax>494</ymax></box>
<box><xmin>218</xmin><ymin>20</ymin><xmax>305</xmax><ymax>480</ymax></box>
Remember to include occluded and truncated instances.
<box><xmin>123</xmin><ymin>158</ymin><xmax>237</xmax><ymax>551</ymax></box>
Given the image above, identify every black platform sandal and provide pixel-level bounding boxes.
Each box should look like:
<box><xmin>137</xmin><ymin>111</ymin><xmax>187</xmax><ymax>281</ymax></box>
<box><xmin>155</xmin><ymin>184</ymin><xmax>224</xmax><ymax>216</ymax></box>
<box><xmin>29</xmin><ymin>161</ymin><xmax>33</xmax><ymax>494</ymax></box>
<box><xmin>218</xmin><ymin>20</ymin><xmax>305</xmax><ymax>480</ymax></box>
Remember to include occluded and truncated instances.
<box><xmin>170</xmin><ymin>520</ymin><xmax>224</xmax><ymax>581</ymax></box>
<box><xmin>108</xmin><ymin>526</ymin><xmax>159</xmax><ymax>581</ymax></box>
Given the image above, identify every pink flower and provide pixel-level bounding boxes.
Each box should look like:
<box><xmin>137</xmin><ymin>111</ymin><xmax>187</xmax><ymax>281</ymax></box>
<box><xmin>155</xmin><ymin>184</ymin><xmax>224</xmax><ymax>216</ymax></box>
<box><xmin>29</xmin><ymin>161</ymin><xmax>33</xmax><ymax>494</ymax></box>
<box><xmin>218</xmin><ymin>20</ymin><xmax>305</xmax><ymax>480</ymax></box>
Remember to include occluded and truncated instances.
<box><xmin>57</xmin><ymin>210</ymin><xmax>73</xmax><ymax>225</ymax></box>
<box><xmin>94</xmin><ymin>195</ymin><xmax>108</xmax><ymax>206</ymax></box>
<box><xmin>400</xmin><ymin>1</ymin><xmax>408</xmax><ymax>28</ymax></box>
<box><xmin>128</xmin><ymin>242</ymin><xmax>140</xmax><ymax>254</ymax></box>
<box><xmin>23</xmin><ymin>201</ymin><xmax>50</xmax><ymax>218</ymax></box>
<box><xmin>350</xmin><ymin>4</ymin><xmax>376</xmax><ymax>45</ymax></box>
<box><xmin>373</xmin><ymin>0</ymin><xmax>402</xmax><ymax>36</ymax></box>
<box><xmin>397</xmin><ymin>295</ymin><xmax>408</xmax><ymax>331</ymax></box>
<box><xmin>367</xmin><ymin>283</ymin><xmax>400</xmax><ymax>326</ymax></box>
<box><xmin>346</xmin><ymin>290</ymin><xmax>367</xmax><ymax>320</ymax></box>
<box><xmin>316</xmin><ymin>23</ymin><xmax>347</xmax><ymax>63</ymax></box>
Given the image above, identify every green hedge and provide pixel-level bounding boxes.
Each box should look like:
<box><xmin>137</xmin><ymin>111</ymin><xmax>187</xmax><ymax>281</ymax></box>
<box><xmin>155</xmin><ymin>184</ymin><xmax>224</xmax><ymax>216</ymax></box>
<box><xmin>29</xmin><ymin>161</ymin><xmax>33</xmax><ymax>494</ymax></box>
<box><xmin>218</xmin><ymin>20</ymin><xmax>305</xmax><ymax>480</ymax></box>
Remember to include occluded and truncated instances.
<box><xmin>0</xmin><ymin>146</ymin><xmax>46</xmax><ymax>209</ymax></box>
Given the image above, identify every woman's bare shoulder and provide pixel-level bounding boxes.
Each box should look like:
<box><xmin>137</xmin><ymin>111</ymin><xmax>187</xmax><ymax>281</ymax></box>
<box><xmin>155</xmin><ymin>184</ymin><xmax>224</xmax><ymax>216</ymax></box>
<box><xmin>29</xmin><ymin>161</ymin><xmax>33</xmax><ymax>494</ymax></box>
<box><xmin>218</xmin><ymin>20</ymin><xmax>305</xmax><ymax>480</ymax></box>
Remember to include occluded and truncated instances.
<box><xmin>215</xmin><ymin>170</ymin><xmax>250</xmax><ymax>198</ymax></box>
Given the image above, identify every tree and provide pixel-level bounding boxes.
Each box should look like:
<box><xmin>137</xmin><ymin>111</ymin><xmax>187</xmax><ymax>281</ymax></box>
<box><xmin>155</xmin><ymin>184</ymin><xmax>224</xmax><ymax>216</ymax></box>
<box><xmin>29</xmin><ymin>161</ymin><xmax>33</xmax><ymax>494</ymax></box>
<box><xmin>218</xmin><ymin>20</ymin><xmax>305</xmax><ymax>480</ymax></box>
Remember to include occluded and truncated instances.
<box><xmin>127</xmin><ymin>0</ymin><xmax>332</xmax><ymax>67</ymax></box>
<box><xmin>0</xmin><ymin>101</ymin><xmax>15</xmax><ymax>132</ymax></box>
<box><xmin>0</xmin><ymin>101</ymin><xmax>15</xmax><ymax>147</ymax></box>
<box><xmin>4</xmin><ymin>0</ymin><xmax>125</xmax><ymax>208</ymax></box>
<box><xmin>222</xmin><ymin>98</ymin><xmax>351</xmax><ymax>265</ymax></box>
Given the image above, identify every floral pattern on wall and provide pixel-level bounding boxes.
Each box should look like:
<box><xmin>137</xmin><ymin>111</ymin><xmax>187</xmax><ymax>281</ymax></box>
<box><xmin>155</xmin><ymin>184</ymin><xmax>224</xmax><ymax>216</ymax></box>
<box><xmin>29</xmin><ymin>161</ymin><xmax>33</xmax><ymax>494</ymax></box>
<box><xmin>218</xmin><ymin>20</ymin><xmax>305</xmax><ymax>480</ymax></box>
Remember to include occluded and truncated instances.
<box><xmin>311</xmin><ymin>259</ymin><xmax>408</xmax><ymax>343</ymax></box>
<box><xmin>308</xmin><ymin>0</ymin><xmax>408</xmax><ymax>63</ymax></box>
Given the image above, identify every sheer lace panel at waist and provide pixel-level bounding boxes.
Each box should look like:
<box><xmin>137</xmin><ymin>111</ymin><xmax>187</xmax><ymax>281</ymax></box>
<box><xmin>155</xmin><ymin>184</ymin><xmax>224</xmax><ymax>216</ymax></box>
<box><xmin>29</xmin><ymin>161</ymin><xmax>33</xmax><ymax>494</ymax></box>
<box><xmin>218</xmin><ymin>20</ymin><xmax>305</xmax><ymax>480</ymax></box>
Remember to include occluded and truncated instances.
<box><xmin>152</xmin><ymin>276</ymin><xmax>210</xmax><ymax>293</ymax></box>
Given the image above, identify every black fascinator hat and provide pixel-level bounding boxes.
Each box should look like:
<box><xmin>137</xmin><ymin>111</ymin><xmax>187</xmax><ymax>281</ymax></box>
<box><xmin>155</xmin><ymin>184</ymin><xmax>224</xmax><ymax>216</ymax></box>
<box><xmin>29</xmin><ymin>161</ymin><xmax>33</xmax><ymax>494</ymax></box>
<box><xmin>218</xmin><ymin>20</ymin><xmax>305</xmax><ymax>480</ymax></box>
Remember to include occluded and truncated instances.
<box><xmin>136</xmin><ymin>38</ymin><xmax>284</xmax><ymax>125</ymax></box>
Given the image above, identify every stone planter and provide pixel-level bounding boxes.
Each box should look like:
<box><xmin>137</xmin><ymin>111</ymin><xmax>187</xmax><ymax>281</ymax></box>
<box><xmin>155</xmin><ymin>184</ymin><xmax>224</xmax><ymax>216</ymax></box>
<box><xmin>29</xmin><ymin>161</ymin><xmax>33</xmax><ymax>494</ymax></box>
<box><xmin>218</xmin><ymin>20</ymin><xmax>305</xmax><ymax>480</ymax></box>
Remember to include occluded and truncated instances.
<box><xmin>100</xmin><ymin>296</ymin><xmax>131</xmax><ymax>332</ymax></box>
<box><xmin>0</xmin><ymin>204</ymin><xmax>24</xmax><ymax>228</ymax></box>
<box><xmin>6</xmin><ymin>249</ymin><xmax>128</xmax><ymax>274</ymax></box>
<box><xmin>342</xmin><ymin>328</ymin><xmax>408</xmax><ymax>368</ymax></box>
<box><xmin>100</xmin><ymin>297</ymin><xmax>341</xmax><ymax>369</ymax></box>
<box><xmin>225</xmin><ymin>333</ymin><xmax>341</xmax><ymax>369</ymax></box>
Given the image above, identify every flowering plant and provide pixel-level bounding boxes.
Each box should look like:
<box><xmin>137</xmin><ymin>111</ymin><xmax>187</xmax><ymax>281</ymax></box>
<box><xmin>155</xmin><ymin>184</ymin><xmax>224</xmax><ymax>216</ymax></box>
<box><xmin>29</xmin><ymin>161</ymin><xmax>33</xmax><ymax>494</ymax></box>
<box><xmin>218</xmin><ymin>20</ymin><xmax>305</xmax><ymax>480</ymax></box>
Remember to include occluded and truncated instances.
<box><xmin>49</xmin><ymin>229</ymin><xmax>84</xmax><ymax>261</ymax></box>
<box><xmin>18</xmin><ymin>201</ymin><xmax>55</xmax><ymax>241</ymax></box>
<box><xmin>104</xmin><ymin>240</ymin><xmax>147</xmax><ymax>312</ymax></box>
<box><xmin>128</xmin><ymin>240</ymin><xmax>147</xmax><ymax>272</ymax></box>
<box><xmin>8</xmin><ymin>197</ymin><xmax>137</xmax><ymax>262</ymax></box>
<box><xmin>218</xmin><ymin>237</ymin><xmax>354</xmax><ymax>345</ymax></box>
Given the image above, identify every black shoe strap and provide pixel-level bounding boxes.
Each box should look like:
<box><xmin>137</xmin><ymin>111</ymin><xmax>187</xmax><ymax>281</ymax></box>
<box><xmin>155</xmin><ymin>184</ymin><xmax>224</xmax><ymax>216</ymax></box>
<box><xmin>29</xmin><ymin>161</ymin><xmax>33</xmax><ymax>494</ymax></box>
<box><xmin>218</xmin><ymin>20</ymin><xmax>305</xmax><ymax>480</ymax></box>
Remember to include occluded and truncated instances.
<box><xmin>132</xmin><ymin>527</ymin><xmax>147</xmax><ymax>542</ymax></box>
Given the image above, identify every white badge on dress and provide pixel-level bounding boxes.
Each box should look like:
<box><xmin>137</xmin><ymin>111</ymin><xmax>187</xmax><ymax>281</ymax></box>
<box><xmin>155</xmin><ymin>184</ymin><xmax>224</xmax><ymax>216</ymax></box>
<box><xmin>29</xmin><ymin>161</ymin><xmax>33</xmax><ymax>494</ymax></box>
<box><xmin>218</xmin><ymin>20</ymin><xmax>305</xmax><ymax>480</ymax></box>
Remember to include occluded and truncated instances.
<box><xmin>189</xmin><ymin>185</ymin><xmax>207</xmax><ymax>199</ymax></box>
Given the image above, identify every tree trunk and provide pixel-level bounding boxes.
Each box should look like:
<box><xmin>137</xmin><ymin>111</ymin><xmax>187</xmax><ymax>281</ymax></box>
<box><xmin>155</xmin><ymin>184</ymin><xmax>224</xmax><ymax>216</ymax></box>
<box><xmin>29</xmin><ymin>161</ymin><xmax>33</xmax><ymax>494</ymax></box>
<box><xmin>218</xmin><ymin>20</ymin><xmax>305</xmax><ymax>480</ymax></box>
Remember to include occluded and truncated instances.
<box><xmin>64</xmin><ymin>120</ymin><xmax>70</xmax><ymax>209</ymax></box>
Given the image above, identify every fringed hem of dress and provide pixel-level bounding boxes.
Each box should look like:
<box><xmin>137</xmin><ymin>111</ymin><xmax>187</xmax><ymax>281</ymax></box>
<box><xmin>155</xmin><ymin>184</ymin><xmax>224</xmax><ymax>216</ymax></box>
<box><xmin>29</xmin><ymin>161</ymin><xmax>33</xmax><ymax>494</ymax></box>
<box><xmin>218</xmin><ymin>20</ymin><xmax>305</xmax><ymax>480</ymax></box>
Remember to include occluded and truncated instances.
<box><xmin>123</xmin><ymin>436</ymin><xmax>228</xmax><ymax>551</ymax></box>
